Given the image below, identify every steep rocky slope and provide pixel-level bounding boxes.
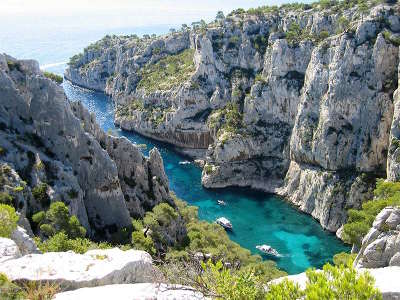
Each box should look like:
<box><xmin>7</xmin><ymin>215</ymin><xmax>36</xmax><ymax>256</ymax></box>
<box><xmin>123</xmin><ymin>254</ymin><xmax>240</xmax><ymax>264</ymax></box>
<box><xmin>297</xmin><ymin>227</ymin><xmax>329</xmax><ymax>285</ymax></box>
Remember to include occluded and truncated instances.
<box><xmin>0</xmin><ymin>54</ymin><xmax>171</xmax><ymax>239</ymax></box>
<box><xmin>66</xmin><ymin>0</ymin><xmax>400</xmax><ymax>232</ymax></box>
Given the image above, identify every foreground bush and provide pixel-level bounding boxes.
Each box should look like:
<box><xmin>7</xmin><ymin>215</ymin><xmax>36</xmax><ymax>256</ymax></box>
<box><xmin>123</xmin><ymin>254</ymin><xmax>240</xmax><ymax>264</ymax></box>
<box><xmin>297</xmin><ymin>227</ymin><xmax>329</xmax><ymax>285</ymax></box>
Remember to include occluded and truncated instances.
<box><xmin>0</xmin><ymin>272</ymin><xmax>59</xmax><ymax>300</ymax></box>
<box><xmin>0</xmin><ymin>204</ymin><xmax>18</xmax><ymax>238</ymax></box>
<box><xmin>163</xmin><ymin>259</ymin><xmax>380</xmax><ymax>300</ymax></box>
<box><xmin>268</xmin><ymin>263</ymin><xmax>381</xmax><ymax>300</ymax></box>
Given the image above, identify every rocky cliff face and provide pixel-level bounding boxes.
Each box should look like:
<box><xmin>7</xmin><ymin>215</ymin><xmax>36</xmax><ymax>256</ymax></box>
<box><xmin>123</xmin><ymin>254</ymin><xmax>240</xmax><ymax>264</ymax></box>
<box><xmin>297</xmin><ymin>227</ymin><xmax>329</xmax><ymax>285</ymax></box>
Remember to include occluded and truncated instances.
<box><xmin>355</xmin><ymin>206</ymin><xmax>400</xmax><ymax>268</ymax></box>
<box><xmin>66</xmin><ymin>1</ymin><xmax>400</xmax><ymax>232</ymax></box>
<box><xmin>0</xmin><ymin>54</ymin><xmax>171</xmax><ymax>239</ymax></box>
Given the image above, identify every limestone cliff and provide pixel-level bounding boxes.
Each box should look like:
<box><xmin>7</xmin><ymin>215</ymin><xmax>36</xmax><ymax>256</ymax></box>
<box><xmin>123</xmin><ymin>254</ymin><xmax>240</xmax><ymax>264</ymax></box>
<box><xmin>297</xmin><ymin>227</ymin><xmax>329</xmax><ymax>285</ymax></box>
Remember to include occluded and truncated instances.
<box><xmin>0</xmin><ymin>54</ymin><xmax>171</xmax><ymax>239</ymax></box>
<box><xmin>66</xmin><ymin>1</ymin><xmax>400</xmax><ymax>232</ymax></box>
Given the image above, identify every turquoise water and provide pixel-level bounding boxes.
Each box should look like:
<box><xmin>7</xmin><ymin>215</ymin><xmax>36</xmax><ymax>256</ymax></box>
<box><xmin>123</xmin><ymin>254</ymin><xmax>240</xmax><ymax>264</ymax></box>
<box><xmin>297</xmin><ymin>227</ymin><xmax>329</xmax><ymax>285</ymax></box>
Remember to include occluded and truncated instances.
<box><xmin>63</xmin><ymin>81</ymin><xmax>349</xmax><ymax>274</ymax></box>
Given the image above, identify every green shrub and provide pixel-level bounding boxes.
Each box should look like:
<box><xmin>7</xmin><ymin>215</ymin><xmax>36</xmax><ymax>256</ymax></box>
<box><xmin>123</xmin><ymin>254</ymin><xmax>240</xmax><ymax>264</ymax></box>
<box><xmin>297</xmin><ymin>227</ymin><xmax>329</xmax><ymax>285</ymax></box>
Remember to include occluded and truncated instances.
<box><xmin>32</xmin><ymin>201</ymin><xmax>86</xmax><ymax>239</ymax></box>
<box><xmin>43</xmin><ymin>71</ymin><xmax>63</xmax><ymax>84</ymax></box>
<box><xmin>0</xmin><ymin>273</ymin><xmax>24</xmax><ymax>299</ymax></box>
<box><xmin>32</xmin><ymin>183</ymin><xmax>50</xmax><ymax>207</ymax></box>
<box><xmin>0</xmin><ymin>192</ymin><xmax>13</xmax><ymax>205</ymax></box>
<box><xmin>13</xmin><ymin>186</ymin><xmax>24</xmax><ymax>193</ymax></box>
<box><xmin>68</xmin><ymin>53</ymin><xmax>83</xmax><ymax>67</ymax></box>
<box><xmin>0</xmin><ymin>204</ymin><xmax>19</xmax><ymax>238</ymax></box>
<box><xmin>266</xmin><ymin>278</ymin><xmax>303</xmax><ymax>300</ymax></box>
<box><xmin>67</xmin><ymin>188</ymin><xmax>78</xmax><ymax>199</ymax></box>
<box><xmin>35</xmin><ymin>232</ymin><xmax>90</xmax><ymax>253</ymax></box>
<box><xmin>286</xmin><ymin>22</ymin><xmax>302</xmax><ymax>46</ymax></box>
<box><xmin>267</xmin><ymin>263</ymin><xmax>381</xmax><ymax>300</ymax></box>
<box><xmin>131</xmin><ymin>231</ymin><xmax>156</xmax><ymax>255</ymax></box>
<box><xmin>204</xmin><ymin>164</ymin><xmax>213</xmax><ymax>175</ymax></box>
<box><xmin>333</xmin><ymin>252</ymin><xmax>357</xmax><ymax>266</ymax></box>
<box><xmin>343</xmin><ymin>179</ymin><xmax>400</xmax><ymax>246</ymax></box>
<box><xmin>137</xmin><ymin>49</ymin><xmax>195</xmax><ymax>93</ymax></box>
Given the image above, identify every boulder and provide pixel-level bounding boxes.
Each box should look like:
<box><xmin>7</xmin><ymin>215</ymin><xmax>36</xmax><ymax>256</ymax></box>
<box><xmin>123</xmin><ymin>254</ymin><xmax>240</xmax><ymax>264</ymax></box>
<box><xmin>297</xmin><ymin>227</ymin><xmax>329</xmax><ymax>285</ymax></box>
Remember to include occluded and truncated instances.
<box><xmin>0</xmin><ymin>238</ymin><xmax>21</xmax><ymax>263</ymax></box>
<box><xmin>0</xmin><ymin>248</ymin><xmax>155</xmax><ymax>290</ymax></box>
<box><xmin>10</xmin><ymin>226</ymin><xmax>41</xmax><ymax>255</ymax></box>
<box><xmin>53</xmin><ymin>283</ymin><xmax>205</xmax><ymax>300</ymax></box>
<box><xmin>354</xmin><ymin>207</ymin><xmax>400</xmax><ymax>268</ymax></box>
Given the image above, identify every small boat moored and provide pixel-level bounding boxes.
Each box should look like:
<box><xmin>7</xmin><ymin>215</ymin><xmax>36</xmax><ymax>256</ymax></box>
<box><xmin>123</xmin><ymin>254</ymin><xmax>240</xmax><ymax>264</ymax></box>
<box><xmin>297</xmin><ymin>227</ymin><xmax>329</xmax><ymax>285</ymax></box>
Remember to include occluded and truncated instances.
<box><xmin>217</xmin><ymin>200</ymin><xmax>226</xmax><ymax>206</ymax></box>
<box><xmin>256</xmin><ymin>244</ymin><xmax>280</xmax><ymax>257</ymax></box>
<box><xmin>216</xmin><ymin>217</ymin><xmax>233</xmax><ymax>230</ymax></box>
<box><xmin>179</xmin><ymin>160</ymin><xmax>191</xmax><ymax>165</ymax></box>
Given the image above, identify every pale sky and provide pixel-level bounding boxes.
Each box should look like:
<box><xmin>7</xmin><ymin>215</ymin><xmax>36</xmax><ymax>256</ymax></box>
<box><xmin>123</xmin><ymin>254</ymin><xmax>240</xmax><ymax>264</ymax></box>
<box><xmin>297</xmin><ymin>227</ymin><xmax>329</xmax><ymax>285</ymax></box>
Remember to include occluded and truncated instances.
<box><xmin>0</xmin><ymin>0</ymin><xmax>308</xmax><ymax>28</ymax></box>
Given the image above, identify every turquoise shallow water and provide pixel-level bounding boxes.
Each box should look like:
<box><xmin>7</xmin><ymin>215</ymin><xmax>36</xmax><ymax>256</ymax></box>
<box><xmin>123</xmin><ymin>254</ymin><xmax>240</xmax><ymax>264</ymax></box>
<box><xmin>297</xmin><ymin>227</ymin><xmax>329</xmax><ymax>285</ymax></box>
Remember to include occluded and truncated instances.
<box><xmin>63</xmin><ymin>81</ymin><xmax>349</xmax><ymax>274</ymax></box>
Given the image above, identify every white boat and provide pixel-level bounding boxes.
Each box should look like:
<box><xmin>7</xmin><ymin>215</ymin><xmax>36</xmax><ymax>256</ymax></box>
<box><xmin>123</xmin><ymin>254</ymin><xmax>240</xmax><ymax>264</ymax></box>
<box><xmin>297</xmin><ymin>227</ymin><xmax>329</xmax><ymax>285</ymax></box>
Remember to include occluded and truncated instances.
<box><xmin>256</xmin><ymin>245</ymin><xmax>280</xmax><ymax>257</ymax></box>
<box><xmin>217</xmin><ymin>200</ymin><xmax>226</xmax><ymax>206</ymax></box>
<box><xmin>179</xmin><ymin>160</ymin><xmax>191</xmax><ymax>165</ymax></box>
<box><xmin>216</xmin><ymin>217</ymin><xmax>233</xmax><ymax>230</ymax></box>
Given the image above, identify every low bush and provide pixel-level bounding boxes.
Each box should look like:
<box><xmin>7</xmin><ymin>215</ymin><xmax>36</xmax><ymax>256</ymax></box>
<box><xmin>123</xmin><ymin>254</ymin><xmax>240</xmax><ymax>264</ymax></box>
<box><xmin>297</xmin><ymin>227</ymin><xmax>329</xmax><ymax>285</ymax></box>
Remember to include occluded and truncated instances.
<box><xmin>343</xmin><ymin>179</ymin><xmax>400</xmax><ymax>246</ymax></box>
<box><xmin>0</xmin><ymin>192</ymin><xmax>13</xmax><ymax>205</ymax></box>
<box><xmin>0</xmin><ymin>204</ymin><xmax>19</xmax><ymax>238</ymax></box>
<box><xmin>137</xmin><ymin>49</ymin><xmax>195</xmax><ymax>93</ymax></box>
<box><xmin>32</xmin><ymin>183</ymin><xmax>50</xmax><ymax>207</ymax></box>
<box><xmin>32</xmin><ymin>201</ymin><xmax>86</xmax><ymax>239</ymax></box>
<box><xmin>43</xmin><ymin>71</ymin><xmax>63</xmax><ymax>84</ymax></box>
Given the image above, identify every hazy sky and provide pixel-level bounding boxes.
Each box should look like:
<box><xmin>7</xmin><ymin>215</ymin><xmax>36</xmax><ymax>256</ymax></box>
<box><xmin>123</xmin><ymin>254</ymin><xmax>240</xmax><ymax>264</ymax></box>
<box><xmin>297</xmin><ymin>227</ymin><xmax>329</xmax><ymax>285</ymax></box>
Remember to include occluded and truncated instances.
<box><xmin>0</xmin><ymin>0</ymin><xmax>307</xmax><ymax>28</ymax></box>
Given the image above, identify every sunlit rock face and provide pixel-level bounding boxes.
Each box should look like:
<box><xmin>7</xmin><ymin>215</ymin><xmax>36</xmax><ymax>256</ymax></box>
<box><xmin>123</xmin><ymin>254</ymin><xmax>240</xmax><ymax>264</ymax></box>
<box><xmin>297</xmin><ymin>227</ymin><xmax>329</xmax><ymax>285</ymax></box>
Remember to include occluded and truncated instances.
<box><xmin>65</xmin><ymin>2</ymin><xmax>400</xmax><ymax>232</ymax></box>
<box><xmin>0</xmin><ymin>54</ymin><xmax>171</xmax><ymax>238</ymax></box>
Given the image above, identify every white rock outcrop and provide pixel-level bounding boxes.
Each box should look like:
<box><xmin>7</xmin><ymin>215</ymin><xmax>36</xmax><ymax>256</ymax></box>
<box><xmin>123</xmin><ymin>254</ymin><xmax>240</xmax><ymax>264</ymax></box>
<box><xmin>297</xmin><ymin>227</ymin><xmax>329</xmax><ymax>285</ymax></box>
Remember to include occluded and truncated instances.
<box><xmin>10</xmin><ymin>226</ymin><xmax>40</xmax><ymax>255</ymax></box>
<box><xmin>54</xmin><ymin>283</ymin><xmax>205</xmax><ymax>300</ymax></box>
<box><xmin>0</xmin><ymin>248</ymin><xmax>155</xmax><ymax>290</ymax></box>
<box><xmin>0</xmin><ymin>238</ymin><xmax>21</xmax><ymax>263</ymax></box>
<box><xmin>354</xmin><ymin>206</ymin><xmax>400</xmax><ymax>269</ymax></box>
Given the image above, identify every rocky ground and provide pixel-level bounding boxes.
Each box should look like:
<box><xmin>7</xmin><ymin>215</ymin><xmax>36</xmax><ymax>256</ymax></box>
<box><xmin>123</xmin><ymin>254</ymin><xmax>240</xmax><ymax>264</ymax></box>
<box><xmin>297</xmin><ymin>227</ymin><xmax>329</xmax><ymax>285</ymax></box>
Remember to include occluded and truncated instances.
<box><xmin>66</xmin><ymin>0</ymin><xmax>400</xmax><ymax>233</ymax></box>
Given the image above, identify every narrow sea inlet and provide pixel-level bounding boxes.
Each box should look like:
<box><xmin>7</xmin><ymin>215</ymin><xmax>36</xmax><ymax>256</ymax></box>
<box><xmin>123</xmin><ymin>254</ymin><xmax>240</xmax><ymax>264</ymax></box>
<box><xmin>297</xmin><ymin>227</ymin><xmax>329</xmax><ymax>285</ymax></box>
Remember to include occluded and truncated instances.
<box><xmin>63</xmin><ymin>80</ymin><xmax>349</xmax><ymax>275</ymax></box>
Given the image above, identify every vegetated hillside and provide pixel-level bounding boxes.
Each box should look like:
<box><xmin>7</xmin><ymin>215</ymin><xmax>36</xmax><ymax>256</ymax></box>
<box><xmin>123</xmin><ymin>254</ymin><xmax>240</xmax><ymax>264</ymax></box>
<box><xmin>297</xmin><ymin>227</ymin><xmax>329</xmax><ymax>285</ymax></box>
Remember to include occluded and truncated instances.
<box><xmin>66</xmin><ymin>0</ymin><xmax>400</xmax><ymax>233</ymax></box>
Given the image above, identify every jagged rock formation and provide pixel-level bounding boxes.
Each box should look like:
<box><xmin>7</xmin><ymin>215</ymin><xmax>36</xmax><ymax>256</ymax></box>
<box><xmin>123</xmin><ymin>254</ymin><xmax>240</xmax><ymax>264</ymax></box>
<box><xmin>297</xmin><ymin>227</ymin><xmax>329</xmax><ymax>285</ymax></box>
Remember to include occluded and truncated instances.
<box><xmin>354</xmin><ymin>206</ymin><xmax>400</xmax><ymax>268</ymax></box>
<box><xmin>54</xmin><ymin>283</ymin><xmax>205</xmax><ymax>300</ymax></box>
<box><xmin>0</xmin><ymin>54</ymin><xmax>170</xmax><ymax>239</ymax></box>
<box><xmin>66</xmin><ymin>1</ymin><xmax>400</xmax><ymax>232</ymax></box>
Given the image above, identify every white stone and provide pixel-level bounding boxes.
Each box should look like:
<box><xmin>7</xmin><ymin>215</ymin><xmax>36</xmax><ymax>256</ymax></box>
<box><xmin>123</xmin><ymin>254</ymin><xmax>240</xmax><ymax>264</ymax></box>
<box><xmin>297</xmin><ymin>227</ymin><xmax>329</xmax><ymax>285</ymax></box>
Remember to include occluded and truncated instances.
<box><xmin>0</xmin><ymin>248</ymin><xmax>155</xmax><ymax>290</ymax></box>
<box><xmin>11</xmin><ymin>226</ymin><xmax>40</xmax><ymax>255</ymax></box>
<box><xmin>54</xmin><ymin>283</ymin><xmax>205</xmax><ymax>300</ymax></box>
<box><xmin>0</xmin><ymin>238</ymin><xmax>21</xmax><ymax>263</ymax></box>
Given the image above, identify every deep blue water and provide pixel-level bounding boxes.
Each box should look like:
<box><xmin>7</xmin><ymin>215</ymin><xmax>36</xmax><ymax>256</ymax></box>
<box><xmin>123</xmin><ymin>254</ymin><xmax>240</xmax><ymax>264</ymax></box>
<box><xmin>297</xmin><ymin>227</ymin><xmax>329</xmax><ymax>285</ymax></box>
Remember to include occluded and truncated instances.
<box><xmin>63</xmin><ymin>81</ymin><xmax>349</xmax><ymax>274</ymax></box>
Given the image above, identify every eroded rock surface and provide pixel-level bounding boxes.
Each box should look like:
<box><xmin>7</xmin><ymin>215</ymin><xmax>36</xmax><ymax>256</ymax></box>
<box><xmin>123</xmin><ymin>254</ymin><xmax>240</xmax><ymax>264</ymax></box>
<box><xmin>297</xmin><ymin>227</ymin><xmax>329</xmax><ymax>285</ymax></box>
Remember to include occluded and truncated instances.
<box><xmin>354</xmin><ymin>206</ymin><xmax>400</xmax><ymax>269</ymax></box>
<box><xmin>54</xmin><ymin>283</ymin><xmax>205</xmax><ymax>300</ymax></box>
<box><xmin>0</xmin><ymin>54</ymin><xmax>171</xmax><ymax>238</ymax></box>
<box><xmin>0</xmin><ymin>248</ymin><xmax>155</xmax><ymax>290</ymax></box>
